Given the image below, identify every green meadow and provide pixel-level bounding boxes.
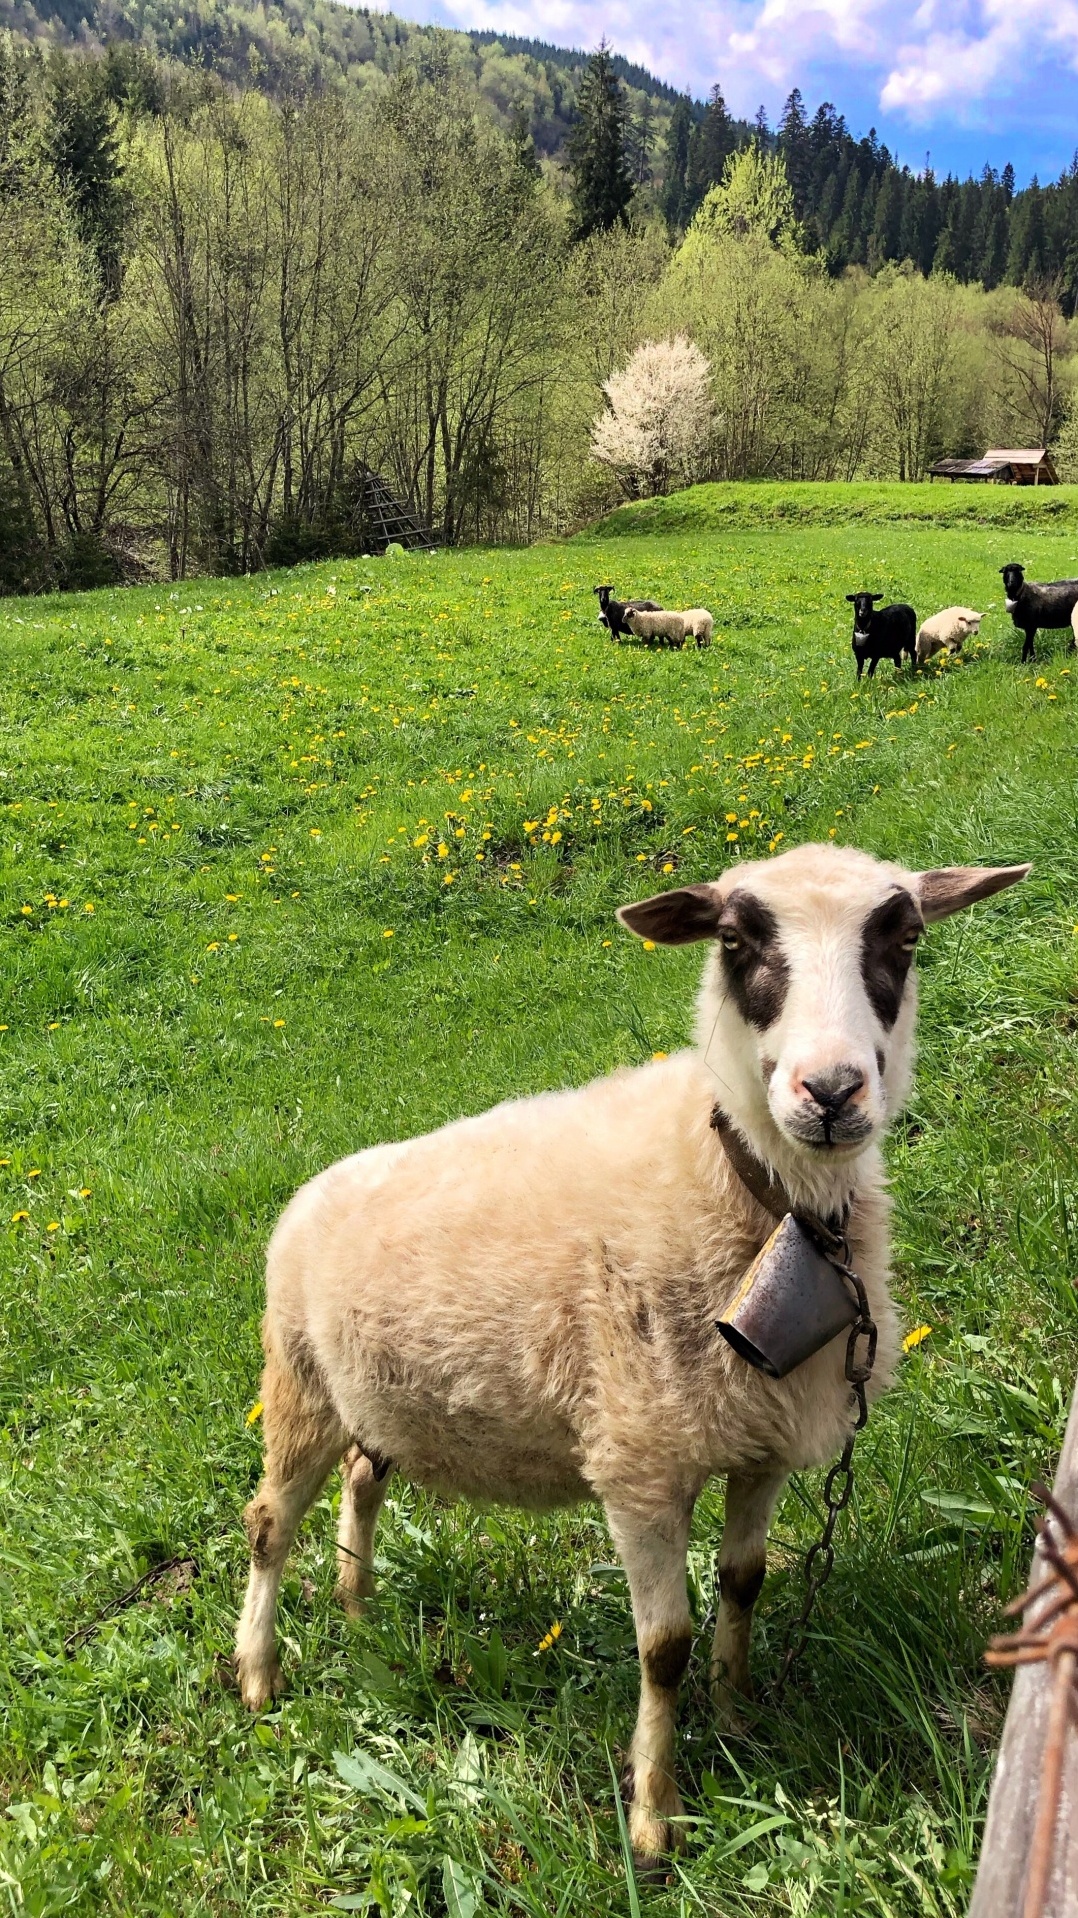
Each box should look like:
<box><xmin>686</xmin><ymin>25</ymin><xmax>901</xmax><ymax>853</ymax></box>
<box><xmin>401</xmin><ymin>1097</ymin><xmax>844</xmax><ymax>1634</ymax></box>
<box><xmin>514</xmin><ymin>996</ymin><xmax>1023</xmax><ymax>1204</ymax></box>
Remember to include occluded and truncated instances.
<box><xmin>1</xmin><ymin>481</ymin><xmax>1076</xmax><ymax>1915</ymax></box>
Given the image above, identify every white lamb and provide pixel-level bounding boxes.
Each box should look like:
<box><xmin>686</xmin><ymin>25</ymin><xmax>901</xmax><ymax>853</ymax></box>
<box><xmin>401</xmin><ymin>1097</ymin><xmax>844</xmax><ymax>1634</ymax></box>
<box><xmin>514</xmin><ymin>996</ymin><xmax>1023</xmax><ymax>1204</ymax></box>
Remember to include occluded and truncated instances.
<box><xmin>681</xmin><ymin>607</ymin><xmax>714</xmax><ymax>647</ymax></box>
<box><xmin>916</xmin><ymin>606</ymin><xmax>983</xmax><ymax>666</ymax></box>
<box><xmin>235</xmin><ymin>843</ymin><xmax>1029</xmax><ymax>1867</ymax></box>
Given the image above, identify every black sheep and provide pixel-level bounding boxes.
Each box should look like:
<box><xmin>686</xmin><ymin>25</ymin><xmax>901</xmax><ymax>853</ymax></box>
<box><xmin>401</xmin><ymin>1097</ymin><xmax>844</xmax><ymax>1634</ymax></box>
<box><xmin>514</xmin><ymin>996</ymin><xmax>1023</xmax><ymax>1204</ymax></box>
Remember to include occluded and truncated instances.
<box><xmin>593</xmin><ymin>584</ymin><xmax>661</xmax><ymax>641</ymax></box>
<box><xmin>1000</xmin><ymin>562</ymin><xmax>1078</xmax><ymax>663</ymax></box>
<box><xmin>846</xmin><ymin>592</ymin><xmax>916</xmax><ymax>679</ymax></box>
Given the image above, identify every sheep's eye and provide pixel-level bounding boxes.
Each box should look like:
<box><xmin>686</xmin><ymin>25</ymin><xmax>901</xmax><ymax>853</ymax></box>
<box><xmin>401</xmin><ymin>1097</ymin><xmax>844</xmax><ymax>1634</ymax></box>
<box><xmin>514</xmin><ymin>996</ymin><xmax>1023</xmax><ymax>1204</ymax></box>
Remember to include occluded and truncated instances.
<box><xmin>720</xmin><ymin>932</ymin><xmax>740</xmax><ymax>952</ymax></box>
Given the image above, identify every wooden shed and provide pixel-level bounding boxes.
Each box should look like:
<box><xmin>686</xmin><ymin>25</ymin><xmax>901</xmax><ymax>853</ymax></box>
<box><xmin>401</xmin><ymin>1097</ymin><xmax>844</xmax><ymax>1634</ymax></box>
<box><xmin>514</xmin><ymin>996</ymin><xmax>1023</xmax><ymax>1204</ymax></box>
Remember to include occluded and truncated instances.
<box><xmin>983</xmin><ymin>448</ymin><xmax>1059</xmax><ymax>484</ymax></box>
<box><xmin>929</xmin><ymin>448</ymin><xmax>1058</xmax><ymax>486</ymax></box>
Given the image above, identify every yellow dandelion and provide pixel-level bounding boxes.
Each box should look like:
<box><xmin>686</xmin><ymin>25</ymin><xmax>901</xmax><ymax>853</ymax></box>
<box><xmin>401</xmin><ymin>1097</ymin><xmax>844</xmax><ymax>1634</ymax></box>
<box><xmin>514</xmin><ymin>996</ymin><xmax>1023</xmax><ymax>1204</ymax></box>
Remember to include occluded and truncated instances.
<box><xmin>273</xmin><ymin>1018</ymin><xmax>286</xmax><ymax>1028</ymax></box>
<box><xmin>19</xmin><ymin>905</ymin><xmax>32</xmax><ymax>916</ymax></box>
<box><xmin>46</xmin><ymin>1222</ymin><xmax>59</xmax><ymax>1232</ymax></box>
<box><xmin>206</xmin><ymin>942</ymin><xmax>220</xmax><ymax>953</ymax></box>
<box><xmin>903</xmin><ymin>1324</ymin><xmax>932</xmax><ymax>1353</ymax></box>
<box><xmin>438</xmin><ymin>843</ymin><xmax>449</xmax><ymax>858</ymax></box>
<box><xmin>11</xmin><ymin>1210</ymin><xmax>29</xmax><ymax>1223</ymax></box>
<box><xmin>84</xmin><ymin>903</ymin><xmax>95</xmax><ymax>914</ymax></box>
<box><xmin>79</xmin><ymin>1188</ymin><xmax>91</xmax><ymax>1199</ymax></box>
<box><xmin>642</xmin><ymin>939</ymin><xmax>656</xmax><ymax>952</ymax></box>
<box><xmin>653</xmin><ymin>1050</ymin><xmax>668</xmax><ymax>1060</ymax></box>
<box><xmin>48</xmin><ymin>1022</ymin><xmax>60</xmax><ymax>1031</ymax></box>
<box><xmin>28</xmin><ymin>1169</ymin><xmax>40</xmax><ymax>1179</ymax></box>
<box><xmin>662</xmin><ymin>862</ymin><xmax>674</xmax><ymax>874</ymax></box>
<box><xmin>383</xmin><ymin>929</ymin><xmax>394</xmax><ymax>938</ymax></box>
<box><xmin>246</xmin><ymin>1400</ymin><xmax>264</xmax><ymax>1426</ymax></box>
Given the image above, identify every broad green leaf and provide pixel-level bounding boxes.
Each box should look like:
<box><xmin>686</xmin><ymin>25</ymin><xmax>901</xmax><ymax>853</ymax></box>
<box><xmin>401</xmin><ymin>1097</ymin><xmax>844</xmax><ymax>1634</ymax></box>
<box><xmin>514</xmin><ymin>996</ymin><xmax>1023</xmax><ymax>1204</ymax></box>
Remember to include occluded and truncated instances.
<box><xmin>333</xmin><ymin>1749</ymin><xmax>425</xmax><ymax>1812</ymax></box>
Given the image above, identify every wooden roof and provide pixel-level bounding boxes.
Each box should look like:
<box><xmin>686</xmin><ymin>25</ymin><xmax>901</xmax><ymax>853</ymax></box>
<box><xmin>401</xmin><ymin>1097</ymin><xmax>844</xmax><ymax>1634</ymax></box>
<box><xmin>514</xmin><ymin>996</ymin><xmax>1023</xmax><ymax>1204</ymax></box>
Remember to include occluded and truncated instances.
<box><xmin>930</xmin><ymin>457</ymin><xmax>1013</xmax><ymax>478</ymax></box>
<box><xmin>984</xmin><ymin>447</ymin><xmax>1050</xmax><ymax>463</ymax></box>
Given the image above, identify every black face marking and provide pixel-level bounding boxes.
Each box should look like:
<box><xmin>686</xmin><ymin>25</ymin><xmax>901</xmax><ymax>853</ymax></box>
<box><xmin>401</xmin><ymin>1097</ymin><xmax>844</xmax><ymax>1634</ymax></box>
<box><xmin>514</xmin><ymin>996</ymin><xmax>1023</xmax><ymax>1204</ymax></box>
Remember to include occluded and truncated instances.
<box><xmin>860</xmin><ymin>888</ymin><xmax>923</xmax><ymax>1030</ymax></box>
<box><xmin>715</xmin><ymin>890</ymin><xmax>790</xmax><ymax>1031</ymax></box>
<box><xmin>875</xmin><ymin>1047</ymin><xmax>886</xmax><ymax>1077</ymax></box>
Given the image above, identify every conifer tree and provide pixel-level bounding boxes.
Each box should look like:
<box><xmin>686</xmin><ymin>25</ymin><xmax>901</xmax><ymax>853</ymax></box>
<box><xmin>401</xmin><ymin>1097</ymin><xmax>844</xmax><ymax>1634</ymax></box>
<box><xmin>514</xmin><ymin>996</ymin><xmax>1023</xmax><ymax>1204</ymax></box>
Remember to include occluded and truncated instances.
<box><xmin>627</xmin><ymin>95</ymin><xmax>655</xmax><ymax>188</ymax></box>
<box><xmin>778</xmin><ymin>88</ymin><xmax>811</xmax><ymax>212</ymax></box>
<box><xmin>662</xmin><ymin>96</ymin><xmax>692</xmax><ymax>229</ymax></box>
<box><xmin>46</xmin><ymin>54</ymin><xmax>125</xmax><ymax>291</ymax></box>
<box><xmin>688</xmin><ymin>83</ymin><xmax>735</xmax><ymax>207</ymax></box>
<box><xmin>567</xmin><ymin>43</ymin><xmax>634</xmax><ymax>240</ymax></box>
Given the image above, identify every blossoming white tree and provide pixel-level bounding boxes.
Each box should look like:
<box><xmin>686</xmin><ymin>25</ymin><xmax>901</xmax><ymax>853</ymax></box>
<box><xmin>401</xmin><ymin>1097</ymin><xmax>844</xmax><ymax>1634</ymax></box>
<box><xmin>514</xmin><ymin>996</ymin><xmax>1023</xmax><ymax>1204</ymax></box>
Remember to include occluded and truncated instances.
<box><xmin>590</xmin><ymin>335</ymin><xmax>714</xmax><ymax>496</ymax></box>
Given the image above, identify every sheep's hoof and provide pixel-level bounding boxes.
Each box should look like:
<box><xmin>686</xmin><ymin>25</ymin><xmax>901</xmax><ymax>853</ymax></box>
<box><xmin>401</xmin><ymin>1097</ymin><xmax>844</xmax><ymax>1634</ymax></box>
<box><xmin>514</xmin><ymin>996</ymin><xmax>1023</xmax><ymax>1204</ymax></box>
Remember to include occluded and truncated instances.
<box><xmin>236</xmin><ymin>1654</ymin><xmax>282</xmax><ymax>1711</ymax></box>
<box><xmin>628</xmin><ymin>1800</ymin><xmax>686</xmax><ymax>1868</ymax></box>
<box><xmin>334</xmin><ymin>1579</ymin><xmax>374</xmax><ymax>1620</ymax></box>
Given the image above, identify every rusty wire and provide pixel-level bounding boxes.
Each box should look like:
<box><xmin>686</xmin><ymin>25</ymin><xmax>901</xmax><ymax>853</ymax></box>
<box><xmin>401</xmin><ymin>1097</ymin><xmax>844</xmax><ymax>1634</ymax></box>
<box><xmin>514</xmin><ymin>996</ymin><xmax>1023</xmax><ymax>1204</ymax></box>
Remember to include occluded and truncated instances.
<box><xmin>985</xmin><ymin>1483</ymin><xmax>1078</xmax><ymax>1918</ymax></box>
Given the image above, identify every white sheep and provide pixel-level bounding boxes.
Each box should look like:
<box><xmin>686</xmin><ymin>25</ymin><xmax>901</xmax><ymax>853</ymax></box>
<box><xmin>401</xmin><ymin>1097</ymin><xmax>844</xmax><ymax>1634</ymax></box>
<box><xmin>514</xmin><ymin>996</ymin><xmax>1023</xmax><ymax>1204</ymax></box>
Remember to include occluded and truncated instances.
<box><xmin>235</xmin><ymin>843</ymin><xmax>1029</xmax><ymax>1867</ymax></box>
<box><xmin>915</xmin><ymin>605</ymin><xmax>983</xmax><ymax>666</ymax></box>
<box><xmin>622</xmin><ymin>606</ymin><xmax>714</xmax><ymax>648</ymax></box>
<box><xmin>622</xmin><ymin>608</ymin><xmax>687</xmax><ymax>647</ymax></box>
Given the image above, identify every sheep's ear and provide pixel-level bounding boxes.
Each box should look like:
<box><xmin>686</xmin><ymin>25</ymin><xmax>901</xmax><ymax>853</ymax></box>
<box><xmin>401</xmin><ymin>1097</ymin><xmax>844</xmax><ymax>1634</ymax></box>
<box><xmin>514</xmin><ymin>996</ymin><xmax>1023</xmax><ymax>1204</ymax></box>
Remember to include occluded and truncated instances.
<box><xmin>869</xmin><ymin>593</ymin><xmax>883</xmax><ymax>602</ymax></box>
<box><xmin>845</xmin><ymin>594</ymin><xmax>857</xmax><ymax>603</ymax></box>
<box><xmin>617</xmin><ymin>883</ymin><xmax>724</xmax><ymax>945</ymax></box>
<box><xmin>916</xmin><ymin>863</ymin><xmax>1031</xmax><ymax>922</ymax></box>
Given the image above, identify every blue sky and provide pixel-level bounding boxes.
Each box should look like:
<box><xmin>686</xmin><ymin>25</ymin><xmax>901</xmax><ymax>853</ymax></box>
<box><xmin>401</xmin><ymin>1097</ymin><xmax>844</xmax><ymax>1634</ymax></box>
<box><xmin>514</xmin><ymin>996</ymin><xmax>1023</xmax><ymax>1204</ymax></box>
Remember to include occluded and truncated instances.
<box><xmin>390</xmin><ymin>0</ymin><xmax>1078</xmax><ymax>185</ymax></box>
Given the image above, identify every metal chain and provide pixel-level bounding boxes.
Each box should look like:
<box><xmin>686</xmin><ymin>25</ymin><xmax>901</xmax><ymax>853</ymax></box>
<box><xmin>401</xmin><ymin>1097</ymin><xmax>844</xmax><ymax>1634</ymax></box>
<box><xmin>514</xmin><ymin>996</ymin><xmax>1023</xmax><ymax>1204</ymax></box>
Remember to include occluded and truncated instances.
<box><xmin>770</xmin><ymin>1238</ymin><xmax>878</xmax><ymax>1699</ymax></box>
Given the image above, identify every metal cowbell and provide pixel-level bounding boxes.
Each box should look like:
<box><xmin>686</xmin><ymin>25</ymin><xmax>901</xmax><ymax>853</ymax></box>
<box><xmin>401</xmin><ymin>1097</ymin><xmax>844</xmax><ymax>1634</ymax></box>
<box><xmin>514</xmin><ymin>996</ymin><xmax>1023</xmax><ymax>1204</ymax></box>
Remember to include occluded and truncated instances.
<box><xmin>716</xmin><ymin>1213</ymin><xmax>860</xmax><ymax>1379</ymax></box>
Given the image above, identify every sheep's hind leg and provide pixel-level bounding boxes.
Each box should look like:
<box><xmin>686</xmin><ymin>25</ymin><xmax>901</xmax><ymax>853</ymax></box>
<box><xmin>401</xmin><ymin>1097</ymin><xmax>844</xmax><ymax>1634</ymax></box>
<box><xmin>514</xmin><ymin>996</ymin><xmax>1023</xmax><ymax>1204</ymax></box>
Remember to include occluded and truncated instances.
<box><xmin>336</xmin><ymin>1445</ymin><xmax>391</xmax><ymax>1617</ymax></box>
<box><xmin>605</xmin><ymin>1499</ymin><xmax>694</xmax><ymax>1870</ymax></box>
<box><xmin>710</xmin><ymin>1469</ymin><xmax>786</xmax><ymax>1732</ymax></box>
<box><xmin>235</xmin><ymin>1345</ymin><xmax>346</xmax><ymax>1709</ymax></box>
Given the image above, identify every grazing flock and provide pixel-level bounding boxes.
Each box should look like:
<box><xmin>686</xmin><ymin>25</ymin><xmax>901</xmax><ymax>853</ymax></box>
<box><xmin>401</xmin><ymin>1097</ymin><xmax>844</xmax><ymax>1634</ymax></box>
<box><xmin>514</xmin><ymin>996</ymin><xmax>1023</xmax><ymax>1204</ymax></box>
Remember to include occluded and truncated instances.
<box><xmin>594</xmin><ymin>562</ymin><xmax>1078</xmax><ymax>676</ymax></box>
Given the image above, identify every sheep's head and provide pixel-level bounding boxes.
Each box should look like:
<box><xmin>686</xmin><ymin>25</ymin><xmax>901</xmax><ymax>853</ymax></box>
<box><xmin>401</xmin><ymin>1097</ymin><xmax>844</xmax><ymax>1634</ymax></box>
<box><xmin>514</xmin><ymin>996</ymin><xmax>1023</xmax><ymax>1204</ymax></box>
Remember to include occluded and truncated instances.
<box><xmin>618</xmin><ymin>843</ymin><xmax>1029</xmax><ymax>1170</ymax></box>
<box><xmin>1000</xmin><ymin>563</ymin><xmax>1025</xmax><ymax>600</ymax></box>
<box><xmin>846</xmin><ymin>591</ymin><xmax>883</xmax><ymax>642</ymax></box>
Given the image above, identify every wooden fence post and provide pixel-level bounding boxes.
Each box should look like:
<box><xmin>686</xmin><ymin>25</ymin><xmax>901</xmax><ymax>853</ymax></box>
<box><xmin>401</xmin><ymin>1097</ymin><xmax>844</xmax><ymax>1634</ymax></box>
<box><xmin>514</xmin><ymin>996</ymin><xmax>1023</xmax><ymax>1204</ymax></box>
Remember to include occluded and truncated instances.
<box><xmin>969</xmin><ymin>1384</ymin><xmax>1078</xmax><ymax>1917</ymax></box>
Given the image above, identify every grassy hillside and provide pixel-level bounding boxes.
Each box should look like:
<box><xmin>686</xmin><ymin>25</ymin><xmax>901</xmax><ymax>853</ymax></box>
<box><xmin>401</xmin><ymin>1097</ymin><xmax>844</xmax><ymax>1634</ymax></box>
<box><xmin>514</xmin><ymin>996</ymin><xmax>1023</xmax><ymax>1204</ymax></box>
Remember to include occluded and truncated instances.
<box><xmin>588</xmin><ymin>478</ymin><xmax>1078</xmax><ymax>535</ymax></box>
<box><xmin>0</xmin><ymin>509</ymin><xmax>1076</xmax><ymax>1913</ymax></box>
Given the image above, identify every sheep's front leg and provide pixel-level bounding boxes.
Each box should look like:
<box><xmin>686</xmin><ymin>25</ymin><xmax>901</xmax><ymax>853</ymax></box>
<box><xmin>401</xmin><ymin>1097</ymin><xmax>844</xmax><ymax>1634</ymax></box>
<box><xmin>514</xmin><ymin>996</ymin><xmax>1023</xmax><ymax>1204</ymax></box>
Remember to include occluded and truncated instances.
<box><xmin>710</xmin><ymin>1469</ymin><xmax>786</xmax><ymax>1732</ymax></box>
<box><xmin>606</xmin><ymin>1500</ymin><xmax>694</xmax><ymax>1870</ymax></box>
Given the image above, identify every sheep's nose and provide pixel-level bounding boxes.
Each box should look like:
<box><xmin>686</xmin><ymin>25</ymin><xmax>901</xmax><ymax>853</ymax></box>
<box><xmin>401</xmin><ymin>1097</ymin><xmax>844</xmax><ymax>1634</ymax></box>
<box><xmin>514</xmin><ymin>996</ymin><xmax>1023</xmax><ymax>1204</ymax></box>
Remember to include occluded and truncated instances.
<box><xmin>801</xmin><ymin>1068</ymin><xmax>865</xmax><ymax>1112</ymax></box>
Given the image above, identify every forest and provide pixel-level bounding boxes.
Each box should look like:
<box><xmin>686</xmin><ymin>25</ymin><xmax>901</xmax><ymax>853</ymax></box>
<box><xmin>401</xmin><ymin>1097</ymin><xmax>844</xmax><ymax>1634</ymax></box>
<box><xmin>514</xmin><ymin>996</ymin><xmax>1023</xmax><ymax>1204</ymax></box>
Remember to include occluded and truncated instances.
<box><xmin>2</xmin><ymin>20</ymin><xmax>1078</xmax><ymax>589</ymax></box>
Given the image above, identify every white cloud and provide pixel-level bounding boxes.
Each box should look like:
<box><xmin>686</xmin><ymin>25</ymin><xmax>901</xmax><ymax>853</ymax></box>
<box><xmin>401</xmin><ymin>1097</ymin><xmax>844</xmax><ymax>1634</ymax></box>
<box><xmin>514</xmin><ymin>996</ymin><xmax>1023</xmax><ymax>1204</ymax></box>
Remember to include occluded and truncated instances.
<box><xmin>412</xmin><ymin>0</ymin><xmax>1078</xmax><ymax>126</ymax></box>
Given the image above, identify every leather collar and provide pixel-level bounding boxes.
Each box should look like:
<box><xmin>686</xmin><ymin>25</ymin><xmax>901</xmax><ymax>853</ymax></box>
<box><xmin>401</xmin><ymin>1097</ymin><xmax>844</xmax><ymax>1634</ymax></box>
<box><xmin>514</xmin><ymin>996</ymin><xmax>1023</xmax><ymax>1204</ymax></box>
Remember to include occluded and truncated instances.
<box><xmin>709</xmin><ymin>1104</ymin><xmax>851</xmax><ymax>1254</ymax></box>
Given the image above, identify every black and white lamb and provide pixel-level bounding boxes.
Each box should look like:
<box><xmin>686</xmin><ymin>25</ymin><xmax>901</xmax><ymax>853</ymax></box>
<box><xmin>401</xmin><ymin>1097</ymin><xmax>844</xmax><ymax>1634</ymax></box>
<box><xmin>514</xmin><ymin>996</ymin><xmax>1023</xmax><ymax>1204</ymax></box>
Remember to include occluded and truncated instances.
<box><xmin>593</xmin><ymin>584</ymin><xmax>661</xmax><ymax>641</ymax></box>
<box><xmin>846</xmin><ymin>592</ymin><xmax>916</xmax><ymax>678</ymax></box>
<box><xmin>1000</xmin><ymin>563</ymin><xmax>1078</xmax><ymax>663</ymax></box>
